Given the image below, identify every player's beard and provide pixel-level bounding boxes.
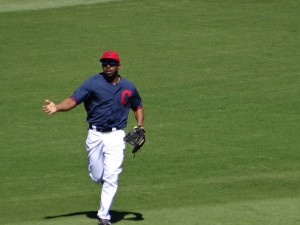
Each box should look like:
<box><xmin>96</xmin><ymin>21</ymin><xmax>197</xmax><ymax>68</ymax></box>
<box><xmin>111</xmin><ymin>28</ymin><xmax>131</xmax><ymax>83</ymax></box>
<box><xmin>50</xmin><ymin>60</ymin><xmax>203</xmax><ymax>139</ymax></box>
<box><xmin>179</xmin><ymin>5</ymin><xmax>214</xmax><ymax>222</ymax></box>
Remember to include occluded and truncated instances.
<box><xmin>103</xmin><ymin>72</ymin><xmax>119</xmax><ymax>83</ymax></box>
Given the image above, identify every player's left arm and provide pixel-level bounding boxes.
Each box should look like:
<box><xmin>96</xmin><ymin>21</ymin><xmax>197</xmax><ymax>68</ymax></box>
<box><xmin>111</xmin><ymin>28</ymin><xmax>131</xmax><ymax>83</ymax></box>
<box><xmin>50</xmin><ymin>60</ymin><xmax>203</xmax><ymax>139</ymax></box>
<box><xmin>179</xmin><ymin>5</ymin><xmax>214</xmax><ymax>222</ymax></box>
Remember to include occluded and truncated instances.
<box><xmin>134</xmin><ymin>107</ymin><xmax>144</xmax><ymax>127</ymax></box>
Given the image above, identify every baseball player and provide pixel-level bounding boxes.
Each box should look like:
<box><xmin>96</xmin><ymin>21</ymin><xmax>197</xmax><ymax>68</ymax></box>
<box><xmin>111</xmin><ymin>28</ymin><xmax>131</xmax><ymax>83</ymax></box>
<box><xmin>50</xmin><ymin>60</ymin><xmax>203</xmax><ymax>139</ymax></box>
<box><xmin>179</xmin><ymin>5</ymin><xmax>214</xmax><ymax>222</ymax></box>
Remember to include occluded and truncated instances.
<box><xmin>42</xmin><ymin>50</ymin><xmax>144</xmax><ymax>225</ymax></box>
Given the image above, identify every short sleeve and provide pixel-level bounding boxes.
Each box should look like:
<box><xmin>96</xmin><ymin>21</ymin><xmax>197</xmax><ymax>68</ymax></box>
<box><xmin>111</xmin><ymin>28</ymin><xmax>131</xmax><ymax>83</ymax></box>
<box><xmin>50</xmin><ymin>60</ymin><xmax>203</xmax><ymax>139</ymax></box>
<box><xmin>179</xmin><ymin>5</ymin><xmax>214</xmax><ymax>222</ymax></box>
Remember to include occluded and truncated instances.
<box><xmin>71</xmin><ymin>78</ymin><xmax>93</xmax><ymax>104</ymax></box>
<box><xmin>131</xmin><ymin>87</ymin><xmax>142</xmax><ymax>111</ymax></box>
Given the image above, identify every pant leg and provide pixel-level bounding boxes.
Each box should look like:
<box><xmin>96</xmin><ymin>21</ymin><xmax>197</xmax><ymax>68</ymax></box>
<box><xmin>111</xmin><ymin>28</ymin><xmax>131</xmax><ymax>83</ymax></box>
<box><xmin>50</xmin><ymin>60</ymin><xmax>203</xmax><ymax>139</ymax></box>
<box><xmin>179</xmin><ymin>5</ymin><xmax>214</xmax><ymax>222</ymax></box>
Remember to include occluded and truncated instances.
<box><xmin>97</xmin><ymin>130</ymin><xmax>125</xmax><ymax>220</ymax></box>
<box><xmin>86</xmin><ymin>129</ymin><xmax>104</xmax><ymax>183</ymax></box>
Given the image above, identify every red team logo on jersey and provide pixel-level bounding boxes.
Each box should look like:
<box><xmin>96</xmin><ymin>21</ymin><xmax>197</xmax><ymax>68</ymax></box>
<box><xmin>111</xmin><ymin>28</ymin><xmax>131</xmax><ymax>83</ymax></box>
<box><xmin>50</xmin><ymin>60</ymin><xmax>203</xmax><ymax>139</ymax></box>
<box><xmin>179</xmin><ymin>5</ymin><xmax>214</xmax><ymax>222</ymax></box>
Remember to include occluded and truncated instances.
<box><xmin>121</xmin><ymin>90</ymin><xmax>132</xmax><ymax>105</ymax></box>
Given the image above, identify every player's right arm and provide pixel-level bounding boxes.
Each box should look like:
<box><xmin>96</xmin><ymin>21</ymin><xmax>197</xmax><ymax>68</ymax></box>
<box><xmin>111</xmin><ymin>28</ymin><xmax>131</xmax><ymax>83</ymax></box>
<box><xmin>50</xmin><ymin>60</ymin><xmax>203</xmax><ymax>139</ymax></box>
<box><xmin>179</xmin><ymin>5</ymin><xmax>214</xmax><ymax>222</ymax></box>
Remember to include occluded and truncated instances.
<box><xmin>42</xmin><ymin>97</ymin><xmax>77</xmax><ymax>115</ymax></box>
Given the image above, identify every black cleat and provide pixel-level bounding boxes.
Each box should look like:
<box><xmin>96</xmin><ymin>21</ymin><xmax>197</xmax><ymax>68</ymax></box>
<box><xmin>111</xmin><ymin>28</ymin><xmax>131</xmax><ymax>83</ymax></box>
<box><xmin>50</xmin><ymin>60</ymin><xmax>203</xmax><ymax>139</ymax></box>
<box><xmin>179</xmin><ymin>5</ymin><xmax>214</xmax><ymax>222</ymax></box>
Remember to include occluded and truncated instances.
<box><xmin>98</xmin><ymin>218</ymin><xmax>111</xmax><ymax>225</ymax></box>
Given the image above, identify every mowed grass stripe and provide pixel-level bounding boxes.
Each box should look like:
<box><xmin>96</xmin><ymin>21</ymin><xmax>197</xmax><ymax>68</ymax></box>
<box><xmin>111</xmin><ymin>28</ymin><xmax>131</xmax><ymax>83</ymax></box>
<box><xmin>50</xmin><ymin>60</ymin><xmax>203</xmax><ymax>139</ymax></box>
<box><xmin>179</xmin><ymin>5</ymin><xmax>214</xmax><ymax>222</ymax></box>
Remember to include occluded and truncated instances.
<box><xmin>0</xmin><ymin>0</ymin><xmax>124</xmax><ymax>12</ymax></box>
<box><xmin>4</xmin><ymin>197</ymin><xmax>300</xmax><ymax>225</ymax></box>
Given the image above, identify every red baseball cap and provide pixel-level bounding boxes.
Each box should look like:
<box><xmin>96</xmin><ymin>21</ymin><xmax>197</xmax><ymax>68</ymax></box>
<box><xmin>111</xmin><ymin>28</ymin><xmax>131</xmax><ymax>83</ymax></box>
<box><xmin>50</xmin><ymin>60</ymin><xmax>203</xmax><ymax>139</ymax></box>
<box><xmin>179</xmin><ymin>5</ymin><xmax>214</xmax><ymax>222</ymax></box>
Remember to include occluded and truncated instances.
<box><xmin>100</xmin><ymin>50</ymin><xmax>120</xmax><ymax>65</ymax></box>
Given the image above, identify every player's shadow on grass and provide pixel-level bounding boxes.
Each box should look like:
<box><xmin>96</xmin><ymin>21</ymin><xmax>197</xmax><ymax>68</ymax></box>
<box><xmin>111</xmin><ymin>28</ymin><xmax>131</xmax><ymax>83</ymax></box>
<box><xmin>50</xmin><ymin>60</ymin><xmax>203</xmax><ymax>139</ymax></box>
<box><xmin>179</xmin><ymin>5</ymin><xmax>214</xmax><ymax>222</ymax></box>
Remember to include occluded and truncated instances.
<box><xmin>45</xmin><ymin>210</ymin><xmax>144</xmax><ymax>223</ymax></box>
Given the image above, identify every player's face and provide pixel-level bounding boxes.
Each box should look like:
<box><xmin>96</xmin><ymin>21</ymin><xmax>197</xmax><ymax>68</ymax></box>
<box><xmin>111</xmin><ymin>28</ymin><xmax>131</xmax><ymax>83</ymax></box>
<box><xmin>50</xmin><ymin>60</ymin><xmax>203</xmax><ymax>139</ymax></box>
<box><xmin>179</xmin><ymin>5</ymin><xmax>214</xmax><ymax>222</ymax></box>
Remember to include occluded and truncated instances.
<box><xmin>101</xmin><ymin>60</ymin><xmax>119</xmax><ymax>76</ymax></box>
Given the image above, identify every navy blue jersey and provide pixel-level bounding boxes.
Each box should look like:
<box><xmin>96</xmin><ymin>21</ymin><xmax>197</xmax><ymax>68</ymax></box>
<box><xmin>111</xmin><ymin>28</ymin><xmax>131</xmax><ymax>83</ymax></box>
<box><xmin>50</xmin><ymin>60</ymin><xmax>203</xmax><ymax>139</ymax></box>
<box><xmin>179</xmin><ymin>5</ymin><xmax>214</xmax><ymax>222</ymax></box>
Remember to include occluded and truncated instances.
<box><xmin>71</xmin><ymin>73</ymin><xmax>142</xmax><ymax>129</ymax></box>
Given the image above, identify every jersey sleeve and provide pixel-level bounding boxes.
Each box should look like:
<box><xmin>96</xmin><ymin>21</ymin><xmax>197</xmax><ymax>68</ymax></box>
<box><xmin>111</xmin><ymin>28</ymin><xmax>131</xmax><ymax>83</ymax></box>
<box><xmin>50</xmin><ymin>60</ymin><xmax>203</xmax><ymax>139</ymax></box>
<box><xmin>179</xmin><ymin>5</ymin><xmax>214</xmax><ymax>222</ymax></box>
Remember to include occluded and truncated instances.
<box><xmin>131</xmin><ymin>87</ymin><xmax>142</xmax><ymax>111</ymax></box>
<box><xmin>71</xmin><ymin>78</ymin><xmax>93</xmax><ymax>104</ymax></box>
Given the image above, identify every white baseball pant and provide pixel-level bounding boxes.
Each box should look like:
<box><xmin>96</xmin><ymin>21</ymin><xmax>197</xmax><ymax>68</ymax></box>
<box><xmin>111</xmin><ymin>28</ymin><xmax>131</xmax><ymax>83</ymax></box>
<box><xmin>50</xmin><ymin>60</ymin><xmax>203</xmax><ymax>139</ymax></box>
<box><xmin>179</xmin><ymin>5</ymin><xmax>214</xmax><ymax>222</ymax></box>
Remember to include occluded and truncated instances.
<box><xmin>86</xmin><ymin>128</ymin><xmax>126</xmax><ymax>220</ymax></box>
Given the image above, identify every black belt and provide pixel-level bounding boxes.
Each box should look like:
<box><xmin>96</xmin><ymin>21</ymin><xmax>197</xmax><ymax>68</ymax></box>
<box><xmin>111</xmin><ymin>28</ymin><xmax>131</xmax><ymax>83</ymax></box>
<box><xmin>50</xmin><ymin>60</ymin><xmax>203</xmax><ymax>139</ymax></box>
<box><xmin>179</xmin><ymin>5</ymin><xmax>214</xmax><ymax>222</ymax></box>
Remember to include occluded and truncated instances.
<box><xmin>89</xmin><ymin>125</ymin><xmax>120</xmax><ymax>133</ymax></box>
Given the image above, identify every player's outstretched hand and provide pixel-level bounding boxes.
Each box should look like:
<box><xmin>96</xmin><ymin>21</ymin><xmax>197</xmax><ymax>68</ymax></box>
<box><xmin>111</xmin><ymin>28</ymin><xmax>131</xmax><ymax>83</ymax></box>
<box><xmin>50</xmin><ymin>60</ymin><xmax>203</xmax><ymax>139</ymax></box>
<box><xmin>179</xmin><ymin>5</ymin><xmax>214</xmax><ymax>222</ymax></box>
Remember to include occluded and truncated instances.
<box><xmin>42</xmin><ymin>99</ymin><xmax>57</xmax><ymax>115</ymax></box>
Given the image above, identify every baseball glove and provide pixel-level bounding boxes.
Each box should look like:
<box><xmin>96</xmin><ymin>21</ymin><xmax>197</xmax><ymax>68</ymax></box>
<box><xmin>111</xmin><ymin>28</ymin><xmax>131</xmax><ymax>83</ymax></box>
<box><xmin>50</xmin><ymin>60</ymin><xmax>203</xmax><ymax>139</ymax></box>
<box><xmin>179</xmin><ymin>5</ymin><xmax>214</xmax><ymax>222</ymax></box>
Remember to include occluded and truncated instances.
<box><xmin>124</xmin><ymin>126</ymin><xmax>146</xmax><ymax>153</ymax></box>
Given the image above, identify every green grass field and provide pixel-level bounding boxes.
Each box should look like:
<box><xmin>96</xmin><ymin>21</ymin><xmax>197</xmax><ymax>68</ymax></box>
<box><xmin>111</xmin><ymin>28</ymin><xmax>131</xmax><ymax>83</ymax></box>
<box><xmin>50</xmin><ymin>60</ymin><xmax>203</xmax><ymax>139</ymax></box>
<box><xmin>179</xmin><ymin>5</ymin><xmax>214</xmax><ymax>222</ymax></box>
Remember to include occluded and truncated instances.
<box><xmin>0</xmin><ymin>0</ymin><xmax>299</xmax><ymax>224</ymax></box>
